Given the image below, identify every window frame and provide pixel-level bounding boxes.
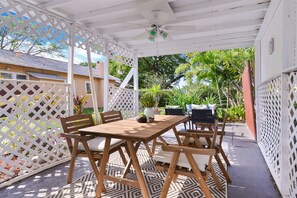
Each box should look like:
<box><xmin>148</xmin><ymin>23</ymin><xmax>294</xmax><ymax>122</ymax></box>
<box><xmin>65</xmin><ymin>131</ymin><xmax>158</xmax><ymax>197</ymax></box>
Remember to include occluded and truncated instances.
<box><xmin>0</xmin><ymin>70</ymin><xmax>28</xmax><ymax>80</ymax></box>
<box><xmin>85</xmin><ymin>81</ymin><xmax>92</xmax><ymax>95</ymax></box>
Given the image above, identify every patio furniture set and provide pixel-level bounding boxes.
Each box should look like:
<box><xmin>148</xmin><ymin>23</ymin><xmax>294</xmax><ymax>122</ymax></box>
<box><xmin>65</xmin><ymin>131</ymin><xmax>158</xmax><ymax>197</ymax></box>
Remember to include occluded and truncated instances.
<box><xmin>60</xmin><ymin>110</ymin><xmax>231</xmax><ymax>198</ymax></box>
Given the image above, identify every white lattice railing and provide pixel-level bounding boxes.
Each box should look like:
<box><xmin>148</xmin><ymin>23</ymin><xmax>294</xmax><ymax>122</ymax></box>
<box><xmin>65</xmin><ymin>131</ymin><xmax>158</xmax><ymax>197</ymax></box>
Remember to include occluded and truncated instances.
<box><xmin>288</xmin><ymin>72</ymin><xmax>297</xmax><ymax>196</ymax></box>
<box><xmin>0</xmin><ymin>1</ymin><xmax>135</xmax><ymax>67</ymax></box>
<box><xmin>0</xmin><ymin>79</ymin><xmax>70</xmax><ymax>187</ymax></box>
<box><xmin>257</xmin><ymin>72</ymin><xmax>297</xmax><ymax>196</ymax></box>
<box><xmin>108</xmin><ymin>85</ymin><xmax>137</xmax><ymax>119</ymax></box>
<box><xmin>257</xmin><ymin>77</ymin><xmax>282</xmax><ymax>187</ymax></box>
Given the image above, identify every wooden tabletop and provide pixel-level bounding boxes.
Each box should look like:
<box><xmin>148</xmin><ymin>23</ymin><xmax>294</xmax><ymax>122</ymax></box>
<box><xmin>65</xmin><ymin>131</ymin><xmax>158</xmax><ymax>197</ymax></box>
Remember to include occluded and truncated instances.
<box><xmin>79</xmin><ymin>115</ymin><xmax>188</xmax><ymax>143</ymax></box>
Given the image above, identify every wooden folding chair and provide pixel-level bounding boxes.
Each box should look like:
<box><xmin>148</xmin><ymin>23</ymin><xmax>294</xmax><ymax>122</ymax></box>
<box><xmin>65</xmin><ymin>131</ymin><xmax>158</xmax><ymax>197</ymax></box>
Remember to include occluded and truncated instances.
<box><xmin>195</xmin><ymin>116</ymin><xmax>231</xmax><ymax>167</ymax></box>
<box><xmin>100</xmin><ymin>110</ymin><xmax>128</xmax><ymax>163</ymax></box>
<box><xmin>154</xmin><ymin>121</ymin><xmax>223</xmax><ymax>198</ymax></box>
<box><xmin>60</xmin><ymin>114</ymin><xmax>127</xmax><ymax>184</ymax></box>
<box><xmin>100</xmin><ymin>110</ymin><xmax>123</xmax><ymax>124</ymax></box>
<box><xmin>179</xmin><ymin>116</ymin><xmax>232</xmax><ymax>183</ymax></box>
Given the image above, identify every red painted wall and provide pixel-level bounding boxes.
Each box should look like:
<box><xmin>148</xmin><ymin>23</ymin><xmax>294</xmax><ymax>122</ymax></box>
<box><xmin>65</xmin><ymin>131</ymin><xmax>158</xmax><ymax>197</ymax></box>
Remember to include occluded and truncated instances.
<box><xmin>242</xmin><ymin>62</ymin><xmax>257</xmax><ymax>139</ymax></box>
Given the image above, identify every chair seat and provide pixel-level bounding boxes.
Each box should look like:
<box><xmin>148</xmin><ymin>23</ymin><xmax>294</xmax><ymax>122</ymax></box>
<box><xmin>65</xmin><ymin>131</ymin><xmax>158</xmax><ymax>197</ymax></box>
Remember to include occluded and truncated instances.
<box><xmin>180</xmin><ymin>136</ymin><xmax>220</xmax><ymax>145</ymax></box>
<box><xmin>177</xmin><ymin>128</ymin><xmax>187</xmax><ymax>133</ymax></box>
<box><xmin>154</xmin><ymin>150</ymin><xmax>209</xmax><ymax>171</ymax></box>
<box><xmin>76</xmin><ymin>137</ymin><xmax>125</xmax><ymax>152</ymax></box>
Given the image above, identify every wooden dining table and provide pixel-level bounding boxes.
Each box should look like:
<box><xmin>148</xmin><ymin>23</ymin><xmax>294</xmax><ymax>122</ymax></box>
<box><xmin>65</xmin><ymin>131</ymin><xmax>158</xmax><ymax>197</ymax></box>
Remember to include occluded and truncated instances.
<box><xmin>79</xmin><ymin>114</ymin><xmax>188</xmax><ymax>198</ymax></box>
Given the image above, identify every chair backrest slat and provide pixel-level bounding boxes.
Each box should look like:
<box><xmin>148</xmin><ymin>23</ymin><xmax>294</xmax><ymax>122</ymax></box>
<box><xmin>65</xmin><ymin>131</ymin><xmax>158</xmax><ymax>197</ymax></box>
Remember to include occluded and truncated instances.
<box><xmin>60</xmin><ymin>114</ymin><xmax>95</xmax><ymax>148</ymax></box>
<box><xmin>191</xmin><ymin>109</ymin><xmax>215</xmax><ymax>124</ymax></box>
<box><xmin>100</xmin><ymin>111</ymin><xmax>123</xmax><ymax>124</ymax></box>
<box><xmin>61</xmin><ymin>114</ymin><xmax>94</xmax><ymax>134</ymax></box>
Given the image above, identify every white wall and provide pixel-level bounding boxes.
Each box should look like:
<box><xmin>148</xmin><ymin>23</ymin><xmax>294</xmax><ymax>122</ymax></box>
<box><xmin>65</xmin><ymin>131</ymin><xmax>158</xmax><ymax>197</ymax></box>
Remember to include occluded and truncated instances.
<box><xmin>260</xmin><ymin>1</ymin><xmax>283</xmax><ymax>82</ymax></box>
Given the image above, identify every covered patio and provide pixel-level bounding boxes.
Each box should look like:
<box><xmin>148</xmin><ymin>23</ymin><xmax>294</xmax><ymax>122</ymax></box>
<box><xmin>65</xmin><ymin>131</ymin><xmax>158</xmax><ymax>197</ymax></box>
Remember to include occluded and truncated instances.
<box><xmin>0</xmin><ymin>0</ymin><xmax>295</xmax><ymax>197</ymax></box>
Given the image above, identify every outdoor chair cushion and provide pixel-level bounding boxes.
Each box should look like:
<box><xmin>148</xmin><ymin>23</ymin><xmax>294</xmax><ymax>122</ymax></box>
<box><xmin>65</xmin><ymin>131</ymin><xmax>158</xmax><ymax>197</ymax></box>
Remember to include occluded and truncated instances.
<box><xmin>179</xmin><ymin>136</ymin><xmax>220</xmax><ymax>145</ymax></box>
<box><xmin>76</xmin><ymin>137</ymin><xmax>125</xmax><ymax>151</ymax></box>
<box><xmin>192</xmin><ymin>104</ymin><xmax>208</xmax><ymax>109</ymax></box>
<box><xmin>166</xmin><ymin>105</ymin><xmax>180</xmax><ymax>109</ymax></box>
<box><xmin>154</xmin><ymin>150</ymin><xmax>209</xmax><ymax>171</ymax></box>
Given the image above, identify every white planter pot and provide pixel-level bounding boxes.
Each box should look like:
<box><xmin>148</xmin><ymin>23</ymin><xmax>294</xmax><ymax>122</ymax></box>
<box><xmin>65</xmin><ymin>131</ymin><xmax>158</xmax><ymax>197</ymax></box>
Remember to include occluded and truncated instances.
<box><xmin>144</xmin><ymin>107</ymin><xmax>155</xmax><ymax>120</ymax></box>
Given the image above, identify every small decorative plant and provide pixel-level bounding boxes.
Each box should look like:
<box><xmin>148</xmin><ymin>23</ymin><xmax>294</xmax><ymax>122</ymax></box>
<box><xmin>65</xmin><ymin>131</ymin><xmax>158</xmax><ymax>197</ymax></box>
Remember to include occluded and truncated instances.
<box><xmin>136</xmin><ymin>113</ymin><xmax>147</xmax><ymax>123</ymax></box>
<box><xmin>73</xmin><ymin>95</ymin><xmax>89</xmax><ymax>114</ymax></box>
<box><xmin>140</xmin><ymin>93</ymin><xmax>155</xmax><ymax>108</ymax></box>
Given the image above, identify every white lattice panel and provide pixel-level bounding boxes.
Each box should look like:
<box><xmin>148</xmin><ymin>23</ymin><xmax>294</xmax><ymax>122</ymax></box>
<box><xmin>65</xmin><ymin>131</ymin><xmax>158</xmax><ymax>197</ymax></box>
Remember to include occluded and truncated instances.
<box><xmin>257</xmin><ymin>77</ymin><xmax>282</xmax><ymax>187</ymax></box>
<box><xmin>0</xmin><ymin>80</ymin><xmax>70</xmax><ymax>184</ymax></box>
<box><xmin>0</xmin><ymin>1</ymin><xmax>70</xmax><ymax>47</ymax></box>
<box><xmin>108</xmin><ymin>41</ymin><xmax>135</xmax><ymax>67</ymax></box>
<box><xmin>73</xmin><ymin>26</ymin><xmax>106</xmax><ymax>55</ymax></box>
<box><xmin>108</xmin><ymin>85</ymin><xmax>137</xmax><ymax>119</ymax></box>
<box><xmin>288</xmin><ymin>72</ymin><xmax>297</xmax><ymax>197</ymax></box>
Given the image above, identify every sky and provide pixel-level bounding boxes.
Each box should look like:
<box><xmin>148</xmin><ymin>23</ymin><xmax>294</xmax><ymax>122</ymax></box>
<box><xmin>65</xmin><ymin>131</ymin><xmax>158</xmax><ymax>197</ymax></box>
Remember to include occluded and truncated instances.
<box><xmin>41</xmin><ymin>47</ymin><xmax>105</xmax><ymax>64</ymax></box>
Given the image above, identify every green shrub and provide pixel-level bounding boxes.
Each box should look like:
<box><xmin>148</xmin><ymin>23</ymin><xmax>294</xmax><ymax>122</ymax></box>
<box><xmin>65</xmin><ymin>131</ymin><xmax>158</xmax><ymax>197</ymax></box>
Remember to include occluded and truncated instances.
<box><xmin>217</xmin><ymin>105</ymin><xmax>245</xmax><ymax>122</ymax></box>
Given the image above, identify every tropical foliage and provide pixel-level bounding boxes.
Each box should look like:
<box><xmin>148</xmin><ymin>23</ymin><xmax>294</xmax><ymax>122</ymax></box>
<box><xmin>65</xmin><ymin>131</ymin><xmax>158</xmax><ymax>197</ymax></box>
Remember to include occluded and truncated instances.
<box><xmin>73</xmin><ymin>95</ymin><xmax>89</xmax><ymax>115</ymax></box>
<box><xmin>175</xmin><ymin>48</ymin><xmax>254</xmax><ymax>108</ymax></box>
<box><xmin>138</xmin><ymin>55</ymin><xmax>188</xmax><ymax>89</ymax></box>
<box><xmin>139</xmin><ymin>92</ymin><xmax>156</xmax><ymax>108</ymax></box>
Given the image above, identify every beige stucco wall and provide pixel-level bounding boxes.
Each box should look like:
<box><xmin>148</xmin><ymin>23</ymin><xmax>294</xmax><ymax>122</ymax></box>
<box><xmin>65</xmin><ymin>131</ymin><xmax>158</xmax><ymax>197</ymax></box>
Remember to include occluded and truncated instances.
<box><xmin>0</xmin><ymin>63</ymin><xmax>116</xmax><ymax>108</ymax></box>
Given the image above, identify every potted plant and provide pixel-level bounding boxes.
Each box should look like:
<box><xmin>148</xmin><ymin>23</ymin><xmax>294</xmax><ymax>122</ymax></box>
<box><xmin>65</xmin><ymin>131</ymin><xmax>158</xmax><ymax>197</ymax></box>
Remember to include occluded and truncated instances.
<box><xmin>146</xmin><ymin>85</ymin><xmax>165</xmax><ymax>111</ymax></box>
<box><xmin>136</xmin><ymin>112</ymin><xmax>147</xmax><ymax>123</ymax></box>
<box><xmin>140</xmin><ymin>93</ymin><xmax>156</xmax><ymax>122</ymax></box>
<box><xmin>73</xmin><ymin>95</ymin><xmax>89</xmax><ymax>114</ymax></box>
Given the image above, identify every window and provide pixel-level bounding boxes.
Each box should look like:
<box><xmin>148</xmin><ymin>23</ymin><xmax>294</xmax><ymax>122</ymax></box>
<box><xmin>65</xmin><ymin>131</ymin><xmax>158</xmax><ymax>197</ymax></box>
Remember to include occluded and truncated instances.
<box><xmin>0</xmin><ymin>71</ymin><xmax>27</xmax><ymax>80</ymax></box>
<box><xmin>0</xmin><ymin>72</ymin><xmax>12</xmax><ymax>79</ymax></box>
<box><xmin>16</xmin><ymin>74</ymin><xmax>27</xmax><ymax>80</ymax></box>
<box><xmin>85</xmin><ymin>82</ymin><xmax>92</xmax><ymax>95</ymax></box>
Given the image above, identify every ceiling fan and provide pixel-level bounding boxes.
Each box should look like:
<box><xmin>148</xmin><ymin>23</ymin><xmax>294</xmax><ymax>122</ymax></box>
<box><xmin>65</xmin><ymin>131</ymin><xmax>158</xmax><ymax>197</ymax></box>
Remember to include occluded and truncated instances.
<box><xmin>128</xmin><ymin>0</ymin><xmax>195</xmax><ymax>42</ymax></box>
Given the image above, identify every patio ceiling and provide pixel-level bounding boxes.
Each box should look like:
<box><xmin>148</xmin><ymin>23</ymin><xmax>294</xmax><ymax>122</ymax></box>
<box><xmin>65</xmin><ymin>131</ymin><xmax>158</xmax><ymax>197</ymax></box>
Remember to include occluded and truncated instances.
<box><xmin>23</xmin><ymin>0</ymin><xmax>271</xmax><ymax>57</ymax></box>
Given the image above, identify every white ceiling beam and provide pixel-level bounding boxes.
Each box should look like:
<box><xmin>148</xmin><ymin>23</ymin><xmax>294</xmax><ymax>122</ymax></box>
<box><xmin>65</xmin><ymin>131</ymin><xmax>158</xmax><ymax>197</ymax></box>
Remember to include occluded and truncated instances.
<box><xmin>136</xmin><ymin>36</ymin><xmax>256</xmax><ymax>53</ymax></box>
<box><xmin>87</xmin><ymin>14</ymin><xmax>143</xmax><ymax>28</ymax></box>
<box><xmin>138</xmin><ymin>41</ymin><xmax>254</xmax><ymax>57</ymax></box>
<box><xmin>100</xmin><ymin>2</ymin><xmax>268</xmax><ymax>33</ymax></box>
<box><xmin>37</xmin><ymin>0</ymin><xmax>73</xmax><ymax>9</ymax></box>
<box><xmin>173</xmin><ymin>0</ymin><xmax>270</xmax><ymax>15</ymax></box>
<box><xmin>71</xmin><ymin>1</ymin><xmax>147</xmax><ymax>21</ymax></box>
<box><xmin>255</xmin><ymin>0</ymin><xmax>281</xmax><ymax>41</ymax></box>
<box><xmin>72</xmin><ymin>0</ymin><xmax>268</xmax><ymax>22</ymax></box>
<box><xmin>131</xmin><ymin>31</ymin><xmax>258</xmax><ymax>49</ymax></box>
<box><xmin>118</xmin><ymin>19</ymin><xmax>262</xmax><ymax>42</ymax></box>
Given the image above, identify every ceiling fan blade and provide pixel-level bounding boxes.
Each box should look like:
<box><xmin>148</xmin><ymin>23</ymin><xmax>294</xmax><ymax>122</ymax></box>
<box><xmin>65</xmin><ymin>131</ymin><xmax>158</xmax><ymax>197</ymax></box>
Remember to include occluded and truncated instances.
<box><xmin>123</xmin><ymin>22</ymin><xmax>147</xmax><ymax>28</ymax></box>
<box><xmin>132</xmin><ymin>32</ymin><xmax>147</xmax><ymax>40</ymax></box>
<box><xmin>164</xmin><ymin>25</ymin><xmax>196</xmax><ymax>32</ymax></box>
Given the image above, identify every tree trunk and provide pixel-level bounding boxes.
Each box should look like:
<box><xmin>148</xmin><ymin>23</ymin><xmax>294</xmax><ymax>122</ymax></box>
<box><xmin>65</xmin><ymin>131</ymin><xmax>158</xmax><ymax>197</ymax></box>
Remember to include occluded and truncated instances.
<box><xmin>215</xmin><ymin>77</ymin><xmax>222</xmax><ymax>105</ymax></box>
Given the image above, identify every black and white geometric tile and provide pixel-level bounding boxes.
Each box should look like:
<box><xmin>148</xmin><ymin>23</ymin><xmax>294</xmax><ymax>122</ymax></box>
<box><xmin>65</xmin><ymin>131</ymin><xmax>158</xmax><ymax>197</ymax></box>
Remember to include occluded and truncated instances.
<box><xmin>48</xmin><ymin>145</ymin><xmax>227</xmax><ymax>198</ymax></box>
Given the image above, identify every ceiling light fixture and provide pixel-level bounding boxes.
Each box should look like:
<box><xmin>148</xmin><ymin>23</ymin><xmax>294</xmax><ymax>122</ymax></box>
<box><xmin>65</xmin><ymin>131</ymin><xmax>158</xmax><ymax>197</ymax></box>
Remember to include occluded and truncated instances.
<box><xmin>146</xmin><ymin>24</ymin><xmax>168</xmax><ymax>42</ymax></box>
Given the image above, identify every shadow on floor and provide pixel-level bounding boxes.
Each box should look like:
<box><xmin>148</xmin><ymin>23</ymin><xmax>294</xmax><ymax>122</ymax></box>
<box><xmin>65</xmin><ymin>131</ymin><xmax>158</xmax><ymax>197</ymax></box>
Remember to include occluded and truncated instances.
<box><xmin>0</xmin><ymin>123</ymin><xmax>281</xmax><ymax>198</ymax></box>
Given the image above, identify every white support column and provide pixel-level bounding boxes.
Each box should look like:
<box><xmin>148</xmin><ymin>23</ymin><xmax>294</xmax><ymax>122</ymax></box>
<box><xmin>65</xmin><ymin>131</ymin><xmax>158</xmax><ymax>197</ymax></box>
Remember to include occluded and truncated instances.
<box><xmin>133</xmin><ymin>54</ymin><xmax>139</xmax><ymax>116</ymax></box>
<box><xmin>67</xmin><ymin>24</ymin><xmax>75</xmax><ymax>115</ymax></box>
<box><xmin>86</xmin><ymin>43</ymin><xmax>100</xmax><ymax>124</ymax></box>
<box><xmin>103</xmin><ymin>42</ymin><xmax>110</xmax><ymax>111</ymax></box>
<box><xmin>280</xmin><ymin>73</ymin><xmax>290</xmax><ymax>197</ymax></box>
<box><xmin>280</xmin><ymin>1</ymin><xmax>294</xmax><ymax>195</ymax></box>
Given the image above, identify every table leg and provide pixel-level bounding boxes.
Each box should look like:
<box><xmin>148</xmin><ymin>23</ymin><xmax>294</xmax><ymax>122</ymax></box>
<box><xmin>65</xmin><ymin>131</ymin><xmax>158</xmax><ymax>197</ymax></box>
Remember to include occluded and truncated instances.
<box><xmin>127</xmin><ymin>140</ymin><xmax>150</xmax><ymax>198</ymax></box>
<box><xmin>144</xmin><ymin>142</ymin><xmax>153</xmax><ymax>157</ymax></box>
<box><xmin>160</xmin><ymin>151</ymin><xmax>180</xmax><ymax>198</ymax></box>
<box><xmin>96</xmin><ymin>137</ymin><xmax>111</xmax><ymax>198</ymax></box>
<box><xmin>122</xmin><ymin>142</ymin><xmax>141</xmax><ymax>178</ymax></box>
<box><xmin>172</xmin><ymin>126</ymin><xmax>182</xmax><ymax>145</ymax></box>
